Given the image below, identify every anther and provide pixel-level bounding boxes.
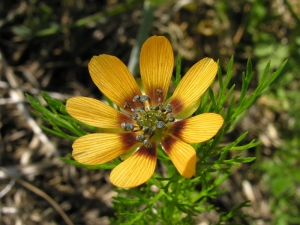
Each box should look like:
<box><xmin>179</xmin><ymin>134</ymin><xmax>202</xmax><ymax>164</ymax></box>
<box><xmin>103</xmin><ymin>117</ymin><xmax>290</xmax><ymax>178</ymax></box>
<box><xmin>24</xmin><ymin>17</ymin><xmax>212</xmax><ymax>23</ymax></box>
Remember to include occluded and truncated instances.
<box><xmin>137</xmin><ymin>119</ymin><xmax>143</xmax><ymax>128</ymax></box>
<box><xmin>121</xmin><ymin>91</ymin><xmax>174</xmax><ymax>148</ymax></box>
<box><xmin>156</xmin><ymin>115</ymin><xmax>164</xmax><ymax>121</ymax></box>
<box><xmin>156</xmin><ymin>89</ymin><xmax>163</xmax><ymax>96</ymax></box>
<box><xmin>127</xmin><ymin>123</ymin><xmax>134</xmax><ymax>131</ymax></box>
<box><xmin>156</xmin><ymin>121</ymin><xmax>166</xmax><ymax>129</ymax></box>
<box><xmin>136</xmin><ymin>134</ymin><xmax>146</xmax><ymax>142</ymax></box>
<box><xmin>157</xmin><ymin>89</ymin><xmax>163</xmax><ymax>103</ymax></box>
<box><xmin>139</xmin><ymin>95</ymin><xmax>149</xmax><ymax>102</ymax></box>
<box><xmin>166</xmin><ymin>104</ymin><xmax>172</xmax><ymax>113</ymax></box>
<box><xmin>158</xmin><ymin>104</ymin><xmax>166</xmax><ymax>112</ymax></box>
<box><xmin>135</xmin><ymin>107</ymin><xmax>145</xmax><ymax>113</ymax></box>
<box><xmin>133</xmin><ymin>95</ymin><xmax>140</xmax><ymax>102</ymax></box>
<box><xmin>121</xmin><ymin>122</ymin><xmax>135</xmax><ymax>131</ymax></box>
<box><xmin>132</xmin><ymin>113</ymin><xmax>139</xmax><ymax>120</ymax></box>
<box><xmin>143</xmin><ymin>126</ymin><xmax>155</xmax><ymax>136</ymax></box>
<box><xmin>147</xmin><ymin>128</ymin><xmax>155</xmax><ymax>137</ymax></box>
<box><xmin>124</xmin><ymin>102</ymin><xmax>131</xmax><ymax>109</ymax></box>
<box><xmin>143</xmin><ymin>126</ymin><xmax>150</xmax><ymax>134</ymax></box>
<box><xmin>143</xmin><ymin>139</ymin><xmax>152</xmax><ymax>147</ymax></box>
<box><xmin>167</xmin><ymin>113</ymin><xmax>175</xmax><ymax>122</ymax></box>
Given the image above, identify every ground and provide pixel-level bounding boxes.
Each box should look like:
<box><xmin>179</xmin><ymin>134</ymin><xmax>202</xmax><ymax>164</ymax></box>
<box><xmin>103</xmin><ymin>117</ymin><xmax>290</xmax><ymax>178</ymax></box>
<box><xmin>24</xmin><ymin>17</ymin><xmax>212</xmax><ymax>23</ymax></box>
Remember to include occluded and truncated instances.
<box><xmin>1</xmin><ymin>0</ymin><xmax>300</xmax><ymax>224</ymax></box>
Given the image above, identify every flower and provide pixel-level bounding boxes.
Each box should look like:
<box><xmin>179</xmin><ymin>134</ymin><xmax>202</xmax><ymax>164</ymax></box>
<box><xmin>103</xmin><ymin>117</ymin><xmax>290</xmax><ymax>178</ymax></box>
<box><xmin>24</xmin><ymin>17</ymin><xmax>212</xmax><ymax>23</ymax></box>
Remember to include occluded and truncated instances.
<box><xmin>66</xmin><ymin>36</ymin><xmax>224</xmax><ymax>188</ymax></box>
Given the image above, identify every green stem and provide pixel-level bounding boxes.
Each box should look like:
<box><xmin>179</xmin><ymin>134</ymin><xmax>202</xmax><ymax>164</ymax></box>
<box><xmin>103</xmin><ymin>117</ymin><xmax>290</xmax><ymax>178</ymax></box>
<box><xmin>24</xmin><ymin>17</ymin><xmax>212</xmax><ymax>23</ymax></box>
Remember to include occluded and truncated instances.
<box><xmin>127</xmin><ymin>1</ymin><xmax>156</xmax><ymax>76</ymax></box>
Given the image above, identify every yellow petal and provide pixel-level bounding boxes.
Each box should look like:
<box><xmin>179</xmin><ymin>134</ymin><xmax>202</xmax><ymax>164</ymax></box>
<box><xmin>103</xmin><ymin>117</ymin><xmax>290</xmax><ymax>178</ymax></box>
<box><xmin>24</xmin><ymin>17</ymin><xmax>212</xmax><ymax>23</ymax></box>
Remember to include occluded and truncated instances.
<box><xmin>72</xmin><ymin>133</ymin><xmax>138</xmax><ymax>165</ymax></box>
<box><xmin>140</xmin><ymin>36</ymin><xmax>174</xmax><ymax>106</ymax></box>
<box><xmin>169</xmin><ymin>58</ymin><xmax>218</xmax><ymax>119</ymax></box>
<box><xmin>170</xmin><ymin>113</ymin><xmax>223</xmax><ymax>143</ymax></box>
<box><xmin>161</xmin><ymin>135</ymin><xmax>196</xmax><ymax>178</ymax></box>
<box><xmin>88</xmin><ymin>55</ymin><xmax>143</xmax><ymax>111</ymax></box>
<box><xmin>110</xmin><ymin>145</ymin><xmax>157</xmax><ymax>188</ymax></box>
<box><xmin>66</xmin><ymin>97</ymin><xmax>133</xmax><ymax>129</ymax></box>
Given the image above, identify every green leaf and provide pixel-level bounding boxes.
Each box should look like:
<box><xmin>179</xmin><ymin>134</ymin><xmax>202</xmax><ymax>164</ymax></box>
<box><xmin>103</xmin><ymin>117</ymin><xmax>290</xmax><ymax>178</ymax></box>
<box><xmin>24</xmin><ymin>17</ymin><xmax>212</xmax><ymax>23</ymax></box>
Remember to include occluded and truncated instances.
<box><xmin>60</xmin><ymin>157</ymin><xmax>116</xmax><ymax>169</ymax></box>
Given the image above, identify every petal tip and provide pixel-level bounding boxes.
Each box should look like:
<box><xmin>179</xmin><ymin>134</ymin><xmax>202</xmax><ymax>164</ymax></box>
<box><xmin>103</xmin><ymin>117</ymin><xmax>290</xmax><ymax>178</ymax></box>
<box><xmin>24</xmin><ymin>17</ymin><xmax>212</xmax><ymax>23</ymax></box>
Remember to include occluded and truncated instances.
<box><xmin>110</xmin><ymin>146</ymin><xmax>157</xmax><ymax>188</ymax></box>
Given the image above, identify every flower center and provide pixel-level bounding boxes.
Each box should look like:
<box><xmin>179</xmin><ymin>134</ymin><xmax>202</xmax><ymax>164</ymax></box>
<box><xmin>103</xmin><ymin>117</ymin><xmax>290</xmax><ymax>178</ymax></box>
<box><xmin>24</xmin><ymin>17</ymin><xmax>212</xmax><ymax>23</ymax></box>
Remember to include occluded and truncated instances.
<box><xmin>121</xmin><ymin>91</ymin><xmax>174</xmax><ymax>148</ymax></box>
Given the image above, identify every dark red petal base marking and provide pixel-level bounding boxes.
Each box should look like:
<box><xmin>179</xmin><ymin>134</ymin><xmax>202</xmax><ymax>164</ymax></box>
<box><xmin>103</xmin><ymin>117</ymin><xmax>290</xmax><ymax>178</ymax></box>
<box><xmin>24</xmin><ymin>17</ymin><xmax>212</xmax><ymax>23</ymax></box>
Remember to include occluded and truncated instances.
<box><xmin>147</xmin><ymin>86</ymin><xmax>164</xmax><ymax>105</ymax></box>
<box><xmin>120</xmin><ymin>132</ymin><xmax>138</xmax><ymax>149</ymax></box>
<box><xmin>118</xmin><ymin>113</ymin><xmax>133</xmax><ymax>125</ymax></box>
<box><xmin>161</xmin><ymin>135</ymin><xmax>177</xmax><ymax>154</ymax></box>
<box><xmin>123</xmin><ymin>97</ymin><xmax>144</xmax><ymax>113</ymax></box>
<box><xmin>169</xmin><ymin>98</ymin><xmax>184</xmax><ymax>117</ymax></box>
<box><xmin>136</xmin><ymin>144</ymin><xmax>157</xmax><ymax>158</ymax></box>
<box><xmin>169</xmin><ymin>120</ymin><xmax>187</xmax><ymax>139</ymax></box>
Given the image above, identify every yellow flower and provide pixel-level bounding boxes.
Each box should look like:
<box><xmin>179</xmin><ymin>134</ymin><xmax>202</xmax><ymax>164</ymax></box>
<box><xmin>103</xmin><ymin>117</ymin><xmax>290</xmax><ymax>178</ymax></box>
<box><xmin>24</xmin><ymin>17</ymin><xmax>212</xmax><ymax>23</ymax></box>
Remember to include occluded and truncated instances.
<box><xmin>66</xmin><ymin>36</ymin><xmax>224</xmax><ymax>188</ymax></box>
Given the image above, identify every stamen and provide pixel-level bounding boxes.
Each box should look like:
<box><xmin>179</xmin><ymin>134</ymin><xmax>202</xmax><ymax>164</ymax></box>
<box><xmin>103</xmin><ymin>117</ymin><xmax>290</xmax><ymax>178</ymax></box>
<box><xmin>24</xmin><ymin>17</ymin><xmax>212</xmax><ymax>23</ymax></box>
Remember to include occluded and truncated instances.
<box><xmin>136</xmin><ymin>134</ymin><xmax>146</xmax><ymax>142</ymax></box>
<box><xmin>156</xmin><ymin>121</ymin><xmax>166</xmax><ymax>129</ymax></box>
<box><xmin>156</xmin><ymin>115</ymin><xmax>164</xmax><ymax>121</ymax></box>
<box><xmin>156</xmin><ymin>89</ymin><xmax>163</xmax><ymax>95</ymax></box>
<box><xmin>121</xmin><ymin>122</ymin><xmax>135</xmax><ymax>131</ymax></box>
<box><xmin>132</xmin><ymin>113</ymin><xmax>138</xmax><ymax>120</ymax></box>
<box><xmin>157</xmin><ymin>89</ymin><xmax>163</xmax><ymax>103</ymax></box>
<box><xmin>133</xmin><ymin>95</ymin><xmax>140</xmax><ymax>102</ymax></box>
<box><xmin>148</xmin><ymin>128</ymin><xmax>155</xmax><ymax>137</ymax></box>
<box><xmin>139</xmin><ymin>95</ymin><xmax>149</xmax><ymax>102</ymax></box>
<box><xmin>132</xmin><ymin>95</ymin><xmax>149</xmax><ymax>103</ymax></box>
<box><xmin>167</xmin><ymin>113</ymin><xmax>175</xmax><ymax>122</ymax></box>
<box><xmin>143</xmin><ymin>126</ymin><xmax>150</xmax><ymax>134</ymax></box>
<box><xmin>143</xmin><ymin>139</ymin><xmax>152</xmax><ymax>147</ymax></box>
<box><xmin>166</xmin><ymin>104</ymin><xmax>172</xmax><ymax>113</ymax></box>
<box><xmin>121</xmin><ymin>122</ymin><xmax>126</xmax><ymax>130</ymax></box>
<box><xmin>136</xmin><ymin>106</ymin><xmax>146</xmax><ymax>113</ymax></box>
<box><xmin>121</xmin><ymin>96</ymin><xmax>174</xmax><ymax>148</ymax></box>
<box><xmin>128</xmin><ymin>123</ymin><xmax>135</xmax><ymax>131</ymax></box>
<box><xmin>124</xmin><ymin>102</ymin><xmax>131</xmax><ymax>109</ymax></box>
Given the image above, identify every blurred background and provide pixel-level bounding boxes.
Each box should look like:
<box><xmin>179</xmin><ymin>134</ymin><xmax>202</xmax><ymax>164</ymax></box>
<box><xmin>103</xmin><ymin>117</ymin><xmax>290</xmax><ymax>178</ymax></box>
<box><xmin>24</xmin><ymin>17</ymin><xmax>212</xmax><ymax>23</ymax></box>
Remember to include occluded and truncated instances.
<box><xmin>1</xmin><ymin>0</ymin><xmax>300</xmax><ymax>224</ymax></box>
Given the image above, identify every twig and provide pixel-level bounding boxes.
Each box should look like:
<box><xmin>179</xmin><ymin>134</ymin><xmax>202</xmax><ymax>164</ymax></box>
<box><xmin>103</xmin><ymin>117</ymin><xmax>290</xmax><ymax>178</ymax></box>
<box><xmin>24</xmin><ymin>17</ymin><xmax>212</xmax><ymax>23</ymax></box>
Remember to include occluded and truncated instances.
<box><xmin>0</xmin><ymin>180</ymin><xmax>16</xmax><ymax>198</ymax></box>
<box><xmin>0</xmin><ymin>97</ymin><xmax>25</xmax><ymax>105</ymax></box>
<box><xmin>0</xmin><ymin>161</ymin><xmax>61</xmax><ymax>179</ymax></box>
<box><xmin>0</xmin><ymin>50</ymin><xmax>59</xmax><ymax>157</ymax></box>
<box><xmin>0</xmin><ymin>80</ymin><xmax>72</xmax><ymax>105</ymax></box>
<box><xmin>233</xmin><ymin>3</ymin><xmax>251</xmax><ymax>44</ymax></box>
<box><xmin>16</xmin><ymin>179</ymin><xmax>74</xmax><ymax>225</ymax></box>
<box><xmin>284</xmin><ymin>0</ymin><xmax>300</xmax><ymax>23</ymax></box>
